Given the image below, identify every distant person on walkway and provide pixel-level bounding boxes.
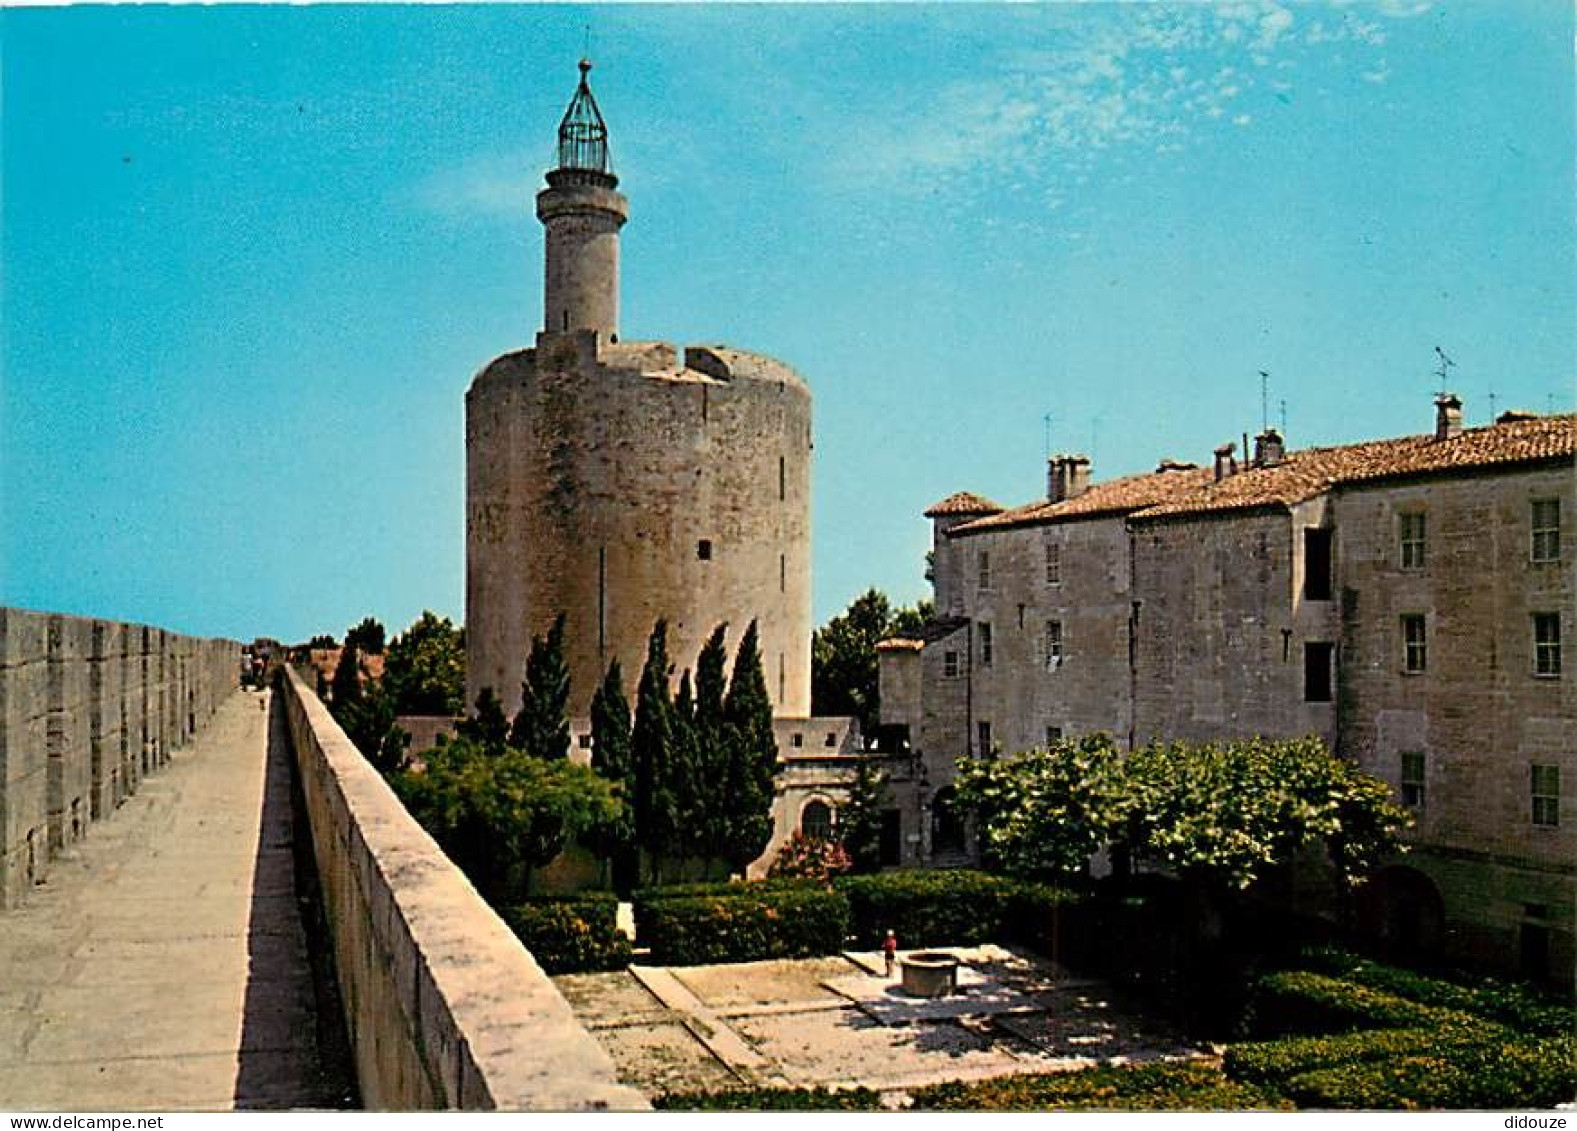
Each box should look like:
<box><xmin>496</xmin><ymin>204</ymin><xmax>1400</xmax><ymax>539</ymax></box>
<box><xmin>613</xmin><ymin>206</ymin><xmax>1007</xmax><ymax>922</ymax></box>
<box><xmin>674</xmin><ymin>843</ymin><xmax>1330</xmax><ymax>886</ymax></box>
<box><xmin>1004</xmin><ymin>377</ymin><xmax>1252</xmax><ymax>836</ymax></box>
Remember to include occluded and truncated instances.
<box><xmin>883</xmin><ymin>930</ymin><xmax>898</xmax><ymax>978</ymax></box>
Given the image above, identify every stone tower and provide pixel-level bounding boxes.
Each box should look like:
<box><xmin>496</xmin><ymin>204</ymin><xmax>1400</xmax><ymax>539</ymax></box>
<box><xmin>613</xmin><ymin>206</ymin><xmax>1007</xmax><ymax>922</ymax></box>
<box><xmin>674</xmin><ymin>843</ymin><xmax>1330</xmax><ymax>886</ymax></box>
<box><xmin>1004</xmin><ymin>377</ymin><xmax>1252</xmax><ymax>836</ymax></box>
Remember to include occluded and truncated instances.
<box><xmin>465</xmin><ymin>62</ymin><xmax>813</xmax><ymax>721</ymax></box>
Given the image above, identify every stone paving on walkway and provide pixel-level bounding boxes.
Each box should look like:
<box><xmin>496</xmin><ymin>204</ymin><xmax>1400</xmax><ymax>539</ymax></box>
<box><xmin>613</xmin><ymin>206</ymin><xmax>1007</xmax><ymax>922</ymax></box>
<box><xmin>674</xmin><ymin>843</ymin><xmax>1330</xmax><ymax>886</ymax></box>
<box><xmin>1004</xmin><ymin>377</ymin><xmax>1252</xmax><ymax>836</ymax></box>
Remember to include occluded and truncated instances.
<box><xmin>555</xmin><ymin>945</ymin><xmax>1205</xmax><ymax>1100</ymax></box>
<box><xmin>0</xmin><ymin>690</ymin><xmax>352</xmax><ymax>1112</ymax></box>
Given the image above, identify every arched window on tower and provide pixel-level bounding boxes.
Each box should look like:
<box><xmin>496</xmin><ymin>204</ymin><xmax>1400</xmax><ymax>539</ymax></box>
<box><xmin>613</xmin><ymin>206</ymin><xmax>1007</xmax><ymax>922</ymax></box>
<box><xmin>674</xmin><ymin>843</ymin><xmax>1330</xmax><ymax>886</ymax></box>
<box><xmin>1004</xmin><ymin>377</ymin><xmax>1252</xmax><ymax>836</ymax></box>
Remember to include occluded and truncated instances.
<box><xmin>801</xmin><ymin>800</ymin><xmax>835</xmax><ymax>842</ymax></box>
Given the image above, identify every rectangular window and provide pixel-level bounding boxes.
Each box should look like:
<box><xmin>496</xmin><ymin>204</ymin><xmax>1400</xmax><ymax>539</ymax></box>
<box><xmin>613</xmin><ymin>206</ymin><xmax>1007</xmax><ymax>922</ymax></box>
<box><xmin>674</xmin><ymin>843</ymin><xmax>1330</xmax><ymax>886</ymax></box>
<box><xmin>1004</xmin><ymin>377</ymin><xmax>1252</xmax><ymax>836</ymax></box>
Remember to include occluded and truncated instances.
<box><xmin>1401</xmin><ymin>751</ymin><xmax>1425</xmax><ymax>809</ymax></box>
<box><xmin>1044</xmin><ymin>620</ymin><xmax>1063</xmax><ymax>669</ymax></box>
<box><xmin>1304</xmin><ymin>528</ymin><xmax>1332</xmax><ymax>600</ymax></box>
<box><xmin>978</xmin><ymin>550</ymin><xmax>992</xmax><ymax>590</ymax></box>
<box><xmin>697</xmin><ymin>539</ymin><xmax>713</xmax><ymax>561</ymax></box>
<box><xmin>1399</xmin><ymin>513</ymin><xmax>1426</xmax><ymax>570</ymax></box>
<box><xmin>1532</xmin><ymin>764</ymin><xmax>1560</xmax><ymax>827</ymax></box>
<box><xmin>1402</xmin><ymin>614</ymin><xmax>1427</xmax><ymax>673</ymax></box>
<box><xmin>578</xmin><ymin>733</ymin><xmax>593</xmax><ymax>749</ymax></box>
<box><xmin>979</xmin><ymin>623</ymin><xmax>993</xmax><ymax>667</ymax></box>
<box><xmin>1534</xmin><ymin>613</ymin><xmax>1562</xmax><ymax>677</ymax></box>
<box><xmin>780</xmin><ymin>552</ymin><xmax>786</xmax><ymax>593</ymax></box>
<box><xmin>943</xmin><ymin>651</ymin><xmax>959</xmax><ymax>678</ymax></box>
<box><xmin>1532</xmin><ymin>499</ymin><xmax>1561</xmax><ymax>563</ymax></box>
<box><xmin>977</xmin><ymin>720</ymin><xmax>992</xmax><ymax>756</ymax></box>
<box><xmin>779</xmin><ymin>456</ymin><xmax>786</xmax><ymax>502</ymax></box>
<box><xmin>1045</xmin><ymin>725</ymin><xmax>1063</xmax><ymax>746</ymax></box>
<box><xmin>1045</xmin><ymin>543</ymin><xmax>1062</xmax><ymax>585</ymax></box>
<box><xmin>1304</xmin><ymin>641</ymin><xmax>1333</xmax><ymax>702</ymax></box>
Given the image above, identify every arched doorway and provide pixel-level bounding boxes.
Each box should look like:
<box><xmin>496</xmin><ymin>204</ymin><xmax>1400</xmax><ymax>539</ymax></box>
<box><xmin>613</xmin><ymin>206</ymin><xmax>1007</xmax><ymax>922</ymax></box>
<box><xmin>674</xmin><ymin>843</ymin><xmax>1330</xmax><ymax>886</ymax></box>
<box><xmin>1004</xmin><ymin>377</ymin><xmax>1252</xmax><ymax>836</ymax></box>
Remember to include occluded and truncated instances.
<box><xmin>1355</xmin><ymin>865</ymin><xmax>1446</xmax><ymax>961</ymax></box>
<box><xmin>931</xmin><ymin>786</ymin><xmax>966</xmax><ymax>857</ymax></box>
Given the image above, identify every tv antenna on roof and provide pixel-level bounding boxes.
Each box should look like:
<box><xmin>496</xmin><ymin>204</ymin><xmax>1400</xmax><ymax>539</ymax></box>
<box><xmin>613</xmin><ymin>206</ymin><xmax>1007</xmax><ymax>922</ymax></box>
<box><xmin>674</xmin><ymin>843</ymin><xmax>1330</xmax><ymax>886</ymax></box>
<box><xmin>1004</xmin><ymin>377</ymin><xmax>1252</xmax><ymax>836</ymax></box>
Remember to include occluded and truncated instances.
<box><xmin>1279</xmin><ymin>398</ymin><xmax>1287</xmax><ymax>436</ymax></box>
<box><xmin>1258</xmin><ymin>370</ymin><xmax>1270</xmax><ymax>435</ymax></box>
<box><xmin>1043</xmin><ymin>412</ymin><xmax>1053</xmax><ymax>457</ymax></box>
<box><xmin>1433</xmin><ymin>346</ymin><xmax>1456</xmax><ymax>397</ymax></box>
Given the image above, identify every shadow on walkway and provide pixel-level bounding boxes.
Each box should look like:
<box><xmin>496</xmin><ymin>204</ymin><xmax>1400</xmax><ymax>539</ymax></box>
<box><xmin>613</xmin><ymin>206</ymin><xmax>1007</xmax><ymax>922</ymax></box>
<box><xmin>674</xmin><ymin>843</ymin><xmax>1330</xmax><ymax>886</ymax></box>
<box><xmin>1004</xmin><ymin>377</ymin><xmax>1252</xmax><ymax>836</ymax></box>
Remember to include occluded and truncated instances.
<box><xmin>233</xmin><ymin>689</ymin><xmax>359</xmax><ymax>1109</ymax></box>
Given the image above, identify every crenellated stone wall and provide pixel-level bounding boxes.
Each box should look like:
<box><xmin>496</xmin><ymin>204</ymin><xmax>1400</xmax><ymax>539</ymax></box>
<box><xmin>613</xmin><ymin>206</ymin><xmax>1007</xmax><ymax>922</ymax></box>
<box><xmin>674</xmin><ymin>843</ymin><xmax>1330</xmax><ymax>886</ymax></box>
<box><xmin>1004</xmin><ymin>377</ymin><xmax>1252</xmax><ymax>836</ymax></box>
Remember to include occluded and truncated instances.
<box><xmin>0</xmin><ymin>607</ymin><xmax>238</xmax><ymax>908</ymax></box>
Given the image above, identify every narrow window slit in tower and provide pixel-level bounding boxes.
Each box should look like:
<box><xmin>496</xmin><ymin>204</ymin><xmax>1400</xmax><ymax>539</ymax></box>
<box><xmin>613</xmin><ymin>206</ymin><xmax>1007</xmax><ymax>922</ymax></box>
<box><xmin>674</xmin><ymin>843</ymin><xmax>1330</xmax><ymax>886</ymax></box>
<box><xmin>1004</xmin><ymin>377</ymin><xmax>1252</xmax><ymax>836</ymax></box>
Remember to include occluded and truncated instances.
<box><xmin>698</xmin><ymin>539</ymin><xmax>712</xmax><ymax>561</ymax></box>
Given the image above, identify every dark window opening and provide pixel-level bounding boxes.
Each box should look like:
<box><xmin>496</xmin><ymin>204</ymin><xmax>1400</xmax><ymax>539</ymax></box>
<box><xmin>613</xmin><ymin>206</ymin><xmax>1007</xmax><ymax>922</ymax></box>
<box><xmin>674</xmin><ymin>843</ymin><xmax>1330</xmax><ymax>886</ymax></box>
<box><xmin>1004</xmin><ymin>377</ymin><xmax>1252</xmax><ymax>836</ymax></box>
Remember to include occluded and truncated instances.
<box><xmin>977</xmin><ymin>720</ymin><xmax>993</xmax><ymax>756</ymax></box>
<box><xmin>1304</xmin><ymin>528</ymin><xmax>1332</xmax><ymax>600</ymax></box>
<box><xmin>801</xmin><ymin>801</ymin><xmax>834</xmax><ymax>841</ymax></box>
<box><xmin>824</xmin><ymin>731</ymin><xmax>837</xmax><ymax>748</ymax></box>
<box><xmin>1401</xmin><ymin>751</ymin><xmax>1425</xmax><ymax>809</ymax></box>
<box><xmin>791</xmin><ymin>732</ymin><xmax>804</xmax><ymax>748</ymax></box>
<box><xmin>697</xmin><ymin>539</ymin><xmax>712</xmax><ymax>561</ymax></box>
<box><xmin>779</xmin><ymin>456</ymin><xmax>786</xmax><ymax>501</ymax></box>
<box><xmin>1304</xmin><ymin>641</ymin><xmax>1334</xmax><ymax>702</ymax></box>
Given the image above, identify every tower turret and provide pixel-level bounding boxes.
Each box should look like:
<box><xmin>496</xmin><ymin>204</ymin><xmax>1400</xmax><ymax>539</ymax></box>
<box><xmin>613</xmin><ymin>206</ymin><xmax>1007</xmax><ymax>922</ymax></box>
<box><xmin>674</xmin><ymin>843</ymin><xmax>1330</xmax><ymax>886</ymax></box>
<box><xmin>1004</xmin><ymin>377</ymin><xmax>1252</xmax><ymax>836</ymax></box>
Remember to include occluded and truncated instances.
<box><xmin>536</xmin><ymin>60</ymin><xmax>629</xmax><ymax>340</ymax></box>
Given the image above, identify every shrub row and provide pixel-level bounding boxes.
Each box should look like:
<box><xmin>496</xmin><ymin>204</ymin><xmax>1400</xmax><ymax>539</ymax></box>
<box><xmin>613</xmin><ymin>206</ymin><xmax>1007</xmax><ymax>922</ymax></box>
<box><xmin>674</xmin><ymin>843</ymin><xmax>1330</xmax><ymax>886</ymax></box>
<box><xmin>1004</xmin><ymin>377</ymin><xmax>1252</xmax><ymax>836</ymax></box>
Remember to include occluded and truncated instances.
<box><xmin>1296</xmin><ymin>947</ymin><xmax>1576</xmax><ymax>1037</ymax></box>
<box><xmin>1224</xmin><ymin>1022</ymin><xmax>1500</xmax><ymax>1087</ymax></box>
<box><xmin>654</xmin><ymin>1087</ymin><xmax>884</xmax><ymax>1111</ymax></box>
<box><xmin>1281</xmin><ymin>1034</ymin><xmax>1577</xmax><ymax>1111</ymax></box>
<box><xmin>501</xmin><ymin>893</ymin><xmax>632</xmax><ymax>975</ymax></box>
<box><xmin>633</xmin><ymin>883</ymin><xmax>849</xmax><ymax>966</ymax></box>
<box><xmin>909</xmin><ymin>1060</ymin><xmax>1291</xmax><ymax>1112</ymax></box>
<box><xmin>840</xmin><ymin>870</ymin><xmax>1046</xmax><ymax>949</ymax></box>
<box><xmin>1240</xmin><ymin>970</ymin><xmax>1481</xmax><ymax>1038</ymax></box>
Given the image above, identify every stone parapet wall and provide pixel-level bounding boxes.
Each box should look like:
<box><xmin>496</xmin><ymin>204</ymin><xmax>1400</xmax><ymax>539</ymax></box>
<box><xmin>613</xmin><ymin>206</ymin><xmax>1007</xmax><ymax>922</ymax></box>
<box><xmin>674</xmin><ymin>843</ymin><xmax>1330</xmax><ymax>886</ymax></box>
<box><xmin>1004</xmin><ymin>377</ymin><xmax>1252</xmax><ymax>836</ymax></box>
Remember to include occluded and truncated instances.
<box><xmin>0</xmin><ymin>607</ymin><xmax>238</xmax><ymax>908</ymax></box>
<box><xmin>278</xmin><ymin>664</ymin><xmax>647</xmax><ymax>1111</ymax></box>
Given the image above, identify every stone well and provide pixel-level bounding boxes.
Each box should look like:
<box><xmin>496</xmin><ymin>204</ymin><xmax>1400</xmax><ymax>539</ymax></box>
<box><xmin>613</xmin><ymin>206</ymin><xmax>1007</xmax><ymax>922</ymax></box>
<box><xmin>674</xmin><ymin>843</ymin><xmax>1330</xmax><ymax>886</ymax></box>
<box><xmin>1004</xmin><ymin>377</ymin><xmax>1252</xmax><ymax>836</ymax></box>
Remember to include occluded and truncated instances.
<box><xmin>900</xmin><ymin>952</ymin><xmax>960</xmax><ymax>998</ymax></box>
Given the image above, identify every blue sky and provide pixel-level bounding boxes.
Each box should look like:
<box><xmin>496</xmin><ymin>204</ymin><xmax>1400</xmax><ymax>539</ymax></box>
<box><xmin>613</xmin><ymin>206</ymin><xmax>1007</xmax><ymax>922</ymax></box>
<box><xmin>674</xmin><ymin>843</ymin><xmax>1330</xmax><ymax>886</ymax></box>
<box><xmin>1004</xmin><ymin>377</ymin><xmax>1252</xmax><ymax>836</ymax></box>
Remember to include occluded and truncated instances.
<box><xmin>3</xmin><ymin>2</ymin><xmax>1573</xmax><ymax>643</ymax></box>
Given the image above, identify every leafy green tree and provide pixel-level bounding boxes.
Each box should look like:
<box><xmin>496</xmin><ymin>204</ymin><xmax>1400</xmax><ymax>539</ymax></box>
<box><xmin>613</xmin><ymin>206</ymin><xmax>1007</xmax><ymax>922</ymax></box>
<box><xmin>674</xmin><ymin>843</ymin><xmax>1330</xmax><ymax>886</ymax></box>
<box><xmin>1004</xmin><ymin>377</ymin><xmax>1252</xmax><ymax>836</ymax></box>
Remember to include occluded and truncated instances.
<box><xmin>811</xmin><ymin>589</ymin><xmax>934</xmax><ymax>731</ymax></box>
<box><xmin>340</xmin><ymin>685</ymin><xmax>411</xmax><ymax>775</ymax></box>
<box><xmin>953</xmin><ymin>735</ymin><xmax>1132</xmax><ymax>881</ymax></box>
<box><xmin>392</xmin><ymin>735</ymin><xmax>621</xmax><ymax>901</ymax></box>
<box><xmin>632</xmin><ymin>621</ymin><xmax>682</xmax><ymax>883</ymax></box>
<box><xmin>588</xmin><ymin>659</ymin><xmax>637</xmax><ymax>890</ymax></box>
<box><xmin>955</xmin><ymin>734</ymin><xmax>1411</xmax><ymax>893</ymax></box>
<box><xmin>692</xmin><ymin>624</ymin><xmax>731</xmax><ymax>862</ymax></box>
<box><xmin>838</xmin><ymin>758</ymin><xmax>893</xmax><ymax>874</ymax></box>
<box><xmin>383</xmin><ymin>611</ymin><xmax>466</xmax><ymax>716</ymax></box>
<box><xmin>509</xmin><ymin>613</ymin><xmax>571</xmax><ymax>759</ymax></box>
<box><xmin>721</xmin><ymin>620</ymin><xmax>778</xmax><ymax>875</ymax></box>
<box><xmin>345</xmin><ymin>616</ymin><xmax>386</xmax><ymax>655</ymax></box>
<box><xmin>457</xmin><ymin>688</ymin><xmax>510</xmax><ymax>756</ymax></box>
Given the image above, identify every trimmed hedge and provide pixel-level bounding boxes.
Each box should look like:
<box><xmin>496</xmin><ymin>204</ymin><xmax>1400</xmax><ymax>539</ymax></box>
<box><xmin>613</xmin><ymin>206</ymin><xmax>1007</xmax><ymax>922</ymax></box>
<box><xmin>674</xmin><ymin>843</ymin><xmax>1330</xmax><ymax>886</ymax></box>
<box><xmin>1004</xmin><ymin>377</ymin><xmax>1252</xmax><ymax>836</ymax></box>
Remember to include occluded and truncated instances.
<box><xmin>1297</xmin><ymin>947</ymin><xmax>1576</xmax><ymax>1038</ymax></box>
<box><xmin>654</xmin><ymin>1087</ymin><xmax>884</xmax><ymax>1111</ymax></box>
<box><xmin>1224</xmin><ymin>1022</ymin><xmax>1501</xmax><ymax>1087</ymax></box>
<box><xmin>1282</xmin><ymin>1035</ymin><xmax>1577</xmax><ymax>1110</ymax></box>
<box><xmin>910</xmin><ymin>1060</ymin><xmax>1291</xmax><ymax>1112</ymax></box>
<box><xmin>501</xmin><ymin>893</ymin><xmax>632</xmax><ymax>974</ymax></box>
<box><xmin>838</xmin><ymin>869</ymin><xmax>1072</xmax><ymax>949</ymax></box>
<box><xmin>1240</xmin><ymin>970</ymin><xmax>1482</xmax><ymax>1038</ymax></box>
<box><xmin>634</xmin><ymin>884</ymin><xmax>849</xmax><ymax>965</ymax></box>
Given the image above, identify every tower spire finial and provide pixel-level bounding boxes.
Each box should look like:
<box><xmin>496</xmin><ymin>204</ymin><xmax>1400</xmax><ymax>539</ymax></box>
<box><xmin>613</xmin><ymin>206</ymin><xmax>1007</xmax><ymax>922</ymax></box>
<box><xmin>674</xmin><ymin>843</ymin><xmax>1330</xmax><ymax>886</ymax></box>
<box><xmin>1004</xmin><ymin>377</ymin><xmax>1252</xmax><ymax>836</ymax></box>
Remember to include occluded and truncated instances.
<box><xmin>555</xmin><ymin>58</ymin><xmax>613</xmax><ymax>179</ymax></box>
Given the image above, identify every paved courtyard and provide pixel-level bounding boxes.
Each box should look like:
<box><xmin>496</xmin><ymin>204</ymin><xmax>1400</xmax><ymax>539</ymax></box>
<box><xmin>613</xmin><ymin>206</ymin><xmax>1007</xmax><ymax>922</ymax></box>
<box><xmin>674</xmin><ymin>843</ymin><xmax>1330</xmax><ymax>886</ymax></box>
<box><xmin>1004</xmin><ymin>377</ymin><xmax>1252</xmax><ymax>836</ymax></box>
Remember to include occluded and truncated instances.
<box><xmin>554</xmin><ymin>945</ymin><xmax>1204</xmax><ymax>1101</ymax></box>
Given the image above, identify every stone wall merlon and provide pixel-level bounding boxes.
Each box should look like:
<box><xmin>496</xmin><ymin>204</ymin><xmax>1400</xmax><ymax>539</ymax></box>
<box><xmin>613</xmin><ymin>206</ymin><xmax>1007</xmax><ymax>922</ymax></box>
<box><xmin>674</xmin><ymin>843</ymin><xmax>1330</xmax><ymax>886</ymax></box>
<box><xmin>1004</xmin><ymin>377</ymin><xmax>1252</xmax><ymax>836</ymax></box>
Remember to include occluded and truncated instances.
<box><xmin>280</xmin><ymin>664</ymin><xmax>647</xmax><ymax>1112</ymax></box>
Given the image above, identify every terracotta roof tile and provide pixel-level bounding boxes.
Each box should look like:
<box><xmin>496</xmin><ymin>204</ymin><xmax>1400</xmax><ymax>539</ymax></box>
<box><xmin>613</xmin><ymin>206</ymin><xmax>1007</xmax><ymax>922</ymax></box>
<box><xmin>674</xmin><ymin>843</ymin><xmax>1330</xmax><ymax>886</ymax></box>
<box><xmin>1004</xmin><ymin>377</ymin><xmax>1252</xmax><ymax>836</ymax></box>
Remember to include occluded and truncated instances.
<box><xmin>924</xmin><ymin>491</ymin><xmax>1004</xmax><ymax>518</ymax></box>
<box><xmin>1135</xmin><ymin>414</ymin><xmax>1575</xmax><ymax>520</ymax></box>
<box><xmin>952</xmin><ymin>466</ymin><xmax>1214</xmax><ymax>534</ymax></box>
<box><xmin>948</xmin><ymin>414</ymin><xmax>1574</xmax><ymax>532</ymax></box>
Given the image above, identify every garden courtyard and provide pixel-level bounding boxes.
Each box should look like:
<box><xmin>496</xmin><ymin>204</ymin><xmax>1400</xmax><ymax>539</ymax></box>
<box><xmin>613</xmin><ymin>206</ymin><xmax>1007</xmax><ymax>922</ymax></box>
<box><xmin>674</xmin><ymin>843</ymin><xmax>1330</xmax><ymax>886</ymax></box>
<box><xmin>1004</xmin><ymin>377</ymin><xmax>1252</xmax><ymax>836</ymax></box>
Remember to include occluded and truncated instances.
<box><xmin>553</xmin><ymin>944</ymin><xmax>1204</xmax><ymax>1101</ymax></box>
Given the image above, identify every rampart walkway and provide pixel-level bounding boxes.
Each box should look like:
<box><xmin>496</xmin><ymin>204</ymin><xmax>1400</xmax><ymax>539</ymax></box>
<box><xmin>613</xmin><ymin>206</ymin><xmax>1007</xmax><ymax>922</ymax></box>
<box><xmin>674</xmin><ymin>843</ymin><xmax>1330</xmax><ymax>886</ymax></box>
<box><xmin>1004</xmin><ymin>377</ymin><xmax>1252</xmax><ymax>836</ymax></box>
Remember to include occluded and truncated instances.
<box><xmin>0</xmin><ymin>689</ymin><xmax>352</xmax><ymax>1111</ymax></box>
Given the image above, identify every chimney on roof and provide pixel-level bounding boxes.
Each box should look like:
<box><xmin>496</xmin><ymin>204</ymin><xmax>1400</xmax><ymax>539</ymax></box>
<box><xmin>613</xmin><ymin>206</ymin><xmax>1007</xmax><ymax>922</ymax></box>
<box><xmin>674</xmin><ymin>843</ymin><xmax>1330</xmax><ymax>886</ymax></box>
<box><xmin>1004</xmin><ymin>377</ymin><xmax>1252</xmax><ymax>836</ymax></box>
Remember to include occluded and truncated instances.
<box><xmin>1254</xmin><ymin>429</ymin><xmax>1285</xmax><ymax>467</ymax></box>
<box><xmin>1496</xmin><ymin>409</ymin><xmax>1536</xmax><ymax>425</ymax></box>
<box><xmin>1156</xmin><ymin>458</ymin><xmax>1198</xmax><ymax>473</ymax></box>
<box><xmin>1435</xmin><ymin>393</ymin><xmax>1463</xmax><ymax>441</ymax></box>
<box><xmin>1047</xmin><ymin>454</ymin><xmax>1091</xmax><ymax>503</ymax></box>
<box><xmin>1213</xmin><ymin>442</ymin><xmax>1238</xmax><ymax>483</ymax></box>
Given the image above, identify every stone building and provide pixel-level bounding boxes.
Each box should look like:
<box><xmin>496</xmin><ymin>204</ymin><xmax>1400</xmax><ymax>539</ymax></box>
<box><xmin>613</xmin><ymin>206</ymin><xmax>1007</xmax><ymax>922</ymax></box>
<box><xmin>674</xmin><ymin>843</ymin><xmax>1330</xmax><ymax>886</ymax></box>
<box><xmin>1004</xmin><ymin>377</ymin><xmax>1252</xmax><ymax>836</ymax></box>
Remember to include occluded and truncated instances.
<box><xmin>465</xmin><ymin>61</ymin><xmax>812</xmax><ymax>721</ymax></box>
<box><xmin>880</xmin><ymin>400</ymin><xmax>1574</xmax><ymax>986</ymax></box>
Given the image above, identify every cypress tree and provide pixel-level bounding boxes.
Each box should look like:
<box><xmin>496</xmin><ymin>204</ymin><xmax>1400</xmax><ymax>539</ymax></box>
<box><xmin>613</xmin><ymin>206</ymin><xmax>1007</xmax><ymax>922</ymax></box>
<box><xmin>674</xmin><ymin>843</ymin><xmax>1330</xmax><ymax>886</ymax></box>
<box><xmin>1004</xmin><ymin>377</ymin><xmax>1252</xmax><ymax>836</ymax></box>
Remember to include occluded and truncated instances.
<box><xmin>330</xmin><ymin>644</ymin><xmax>363</xmax><ymax>708</ymax></box>
<box><xmin>722</xmin><ymin>620</ymin><xmax>779</xmax><ymax>875</ymax></box>
<box><xmin>632</xmin><ymin>620</ymin><xmax>679</xmax><ymax>883</ymax></box>
<box><xmin>458</xmin><ymin>687</ymin><xmax>510</xmax><ymax>757</ymax></box>
<box><xmin>589</xmin><ymin>659</ymin><xmax>637</xmax><ymax>891</ymax></box>
<box><xmin>509</xmin><ymin>612</ymin><xmax>572</xmax><ymax>759</ymax></box>
<box><xmin>693</xmin><ymin>624</ymin><xmax>730</xmax><ymax>864</ymax></box>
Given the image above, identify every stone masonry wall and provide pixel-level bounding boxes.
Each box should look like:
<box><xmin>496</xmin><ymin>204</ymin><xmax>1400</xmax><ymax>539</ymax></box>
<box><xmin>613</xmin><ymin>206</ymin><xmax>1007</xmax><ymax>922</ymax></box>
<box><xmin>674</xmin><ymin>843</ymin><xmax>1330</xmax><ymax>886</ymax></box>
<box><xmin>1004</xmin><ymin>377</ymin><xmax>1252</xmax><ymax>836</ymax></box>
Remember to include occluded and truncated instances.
<box><xmin>467</xmin><ymin>331</ymin><xmax>812</xmax><ymax>720</ymax></box>
<box><xmin>0</xmin><ymin>607</ymin><xmax>237</xmax><ymax>909</ymax></box>
<box><xmin>279</xmin><ymin>664</ymin><xmax>647</xmax><ymax>1111</ymax></box>
<box><xmin>1333</xmin><ymin>464</ymin><xmax>1575</xmax><ymax>980</ymax></box>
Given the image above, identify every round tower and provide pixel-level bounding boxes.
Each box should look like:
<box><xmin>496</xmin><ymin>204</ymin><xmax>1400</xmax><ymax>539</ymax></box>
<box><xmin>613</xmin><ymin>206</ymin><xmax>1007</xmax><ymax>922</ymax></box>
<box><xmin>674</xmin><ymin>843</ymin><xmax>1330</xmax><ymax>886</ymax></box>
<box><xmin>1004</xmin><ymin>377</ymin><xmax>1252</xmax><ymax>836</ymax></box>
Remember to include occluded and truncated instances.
<box><xmin>536</xmin><ymin>60</ymin><xmax>628</xmax><ymax>340</ymax></box>
<box><xmin>466</xmin><ymin>63</ymin><xmax>813</xmax><ymax>722</ymax></box>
